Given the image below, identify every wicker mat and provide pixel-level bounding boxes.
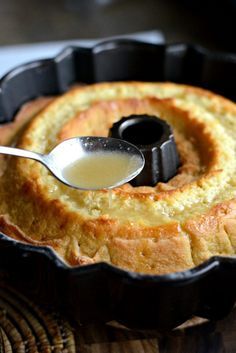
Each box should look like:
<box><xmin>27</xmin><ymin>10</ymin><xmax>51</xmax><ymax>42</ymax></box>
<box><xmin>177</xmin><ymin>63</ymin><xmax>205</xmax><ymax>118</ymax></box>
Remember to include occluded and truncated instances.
<box><xmin>0</xmin><ymin>285</ymin><xmax>76</xmax><ymax>353</ymax></box>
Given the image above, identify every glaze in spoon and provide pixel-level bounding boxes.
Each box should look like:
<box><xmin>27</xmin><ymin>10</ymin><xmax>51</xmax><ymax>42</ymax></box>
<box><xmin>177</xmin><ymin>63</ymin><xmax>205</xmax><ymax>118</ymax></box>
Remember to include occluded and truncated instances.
<box><xmin>0</xmin><ymin>137</ymin><xmax>144</xmax><ymax>190</ymax></box>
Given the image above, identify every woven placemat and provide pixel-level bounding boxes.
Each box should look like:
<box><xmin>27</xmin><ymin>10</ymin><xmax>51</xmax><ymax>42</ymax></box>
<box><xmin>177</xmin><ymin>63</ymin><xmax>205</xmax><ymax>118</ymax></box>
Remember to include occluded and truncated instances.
<box><xmin>0</xmin><ymin>284</ymin><xmax>76</xmax><ymax>353</ymax></box>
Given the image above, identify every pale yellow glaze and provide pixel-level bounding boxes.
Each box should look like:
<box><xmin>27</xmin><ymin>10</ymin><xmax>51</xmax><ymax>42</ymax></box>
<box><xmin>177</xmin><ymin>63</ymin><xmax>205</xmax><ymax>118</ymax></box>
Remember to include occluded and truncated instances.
<box><xmin>63</xmin><ymin>152</ymin><xmax>140</xmax><ymax>189</ymax></box>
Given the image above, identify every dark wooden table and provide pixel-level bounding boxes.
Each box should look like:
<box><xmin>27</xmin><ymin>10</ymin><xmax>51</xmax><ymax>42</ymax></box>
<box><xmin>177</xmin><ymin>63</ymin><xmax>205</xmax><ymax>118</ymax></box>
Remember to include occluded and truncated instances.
<box><xmin>75</xmin><ymin>314</ymin><xmax>235</xmax><ymax>353</ymax></box>
<box><xmin>0</xmin><ymin>282</ymin><xmax>235</xmax><ymax>352</ymax></box>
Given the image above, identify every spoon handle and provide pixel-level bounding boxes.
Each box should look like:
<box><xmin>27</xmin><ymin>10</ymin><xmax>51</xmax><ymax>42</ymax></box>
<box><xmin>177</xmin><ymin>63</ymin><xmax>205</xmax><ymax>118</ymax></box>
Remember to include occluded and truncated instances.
<box><xmin>0</xmin><ymin>146</ymin><xmax>44</xmax><ymax>163</ymax></box>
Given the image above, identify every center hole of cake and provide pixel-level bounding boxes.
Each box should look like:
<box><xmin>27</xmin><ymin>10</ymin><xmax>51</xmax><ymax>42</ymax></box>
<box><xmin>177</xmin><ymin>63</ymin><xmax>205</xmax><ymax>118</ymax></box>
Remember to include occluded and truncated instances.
<box><xmin>120</xmin><ymin>118</ymin><xmax>164</xmax><ymax>146</ymax></box>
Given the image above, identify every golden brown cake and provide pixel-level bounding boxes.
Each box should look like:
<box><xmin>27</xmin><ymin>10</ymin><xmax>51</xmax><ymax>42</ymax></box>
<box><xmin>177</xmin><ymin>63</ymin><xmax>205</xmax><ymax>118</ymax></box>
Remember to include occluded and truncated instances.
<box><xmin>0</xmin><ymin>82</ymin><xmax>236</xmax><ymax>275</ymax></box>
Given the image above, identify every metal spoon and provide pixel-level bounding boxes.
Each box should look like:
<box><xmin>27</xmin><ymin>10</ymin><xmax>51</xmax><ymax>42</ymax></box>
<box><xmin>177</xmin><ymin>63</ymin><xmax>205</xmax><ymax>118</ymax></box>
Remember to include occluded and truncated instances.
<box><xmin>0</xmin><ymin>137</ymin><xmax>144</xmax><ymax>190</ymax></box>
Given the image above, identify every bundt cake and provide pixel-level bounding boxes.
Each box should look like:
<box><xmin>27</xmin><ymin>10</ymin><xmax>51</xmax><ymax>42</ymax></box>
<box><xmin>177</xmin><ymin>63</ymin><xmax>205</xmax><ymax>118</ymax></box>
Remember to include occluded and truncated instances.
<box><xmin>0</xmin><ymin>82</ymin><xmax>236</xmax><ymax>274</ymax></box>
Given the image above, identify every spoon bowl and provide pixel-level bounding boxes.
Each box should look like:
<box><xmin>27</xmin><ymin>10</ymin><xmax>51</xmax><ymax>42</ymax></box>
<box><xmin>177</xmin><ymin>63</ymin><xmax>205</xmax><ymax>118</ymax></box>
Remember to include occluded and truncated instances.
<box><xmin>0</xmin><ymin>137</ymin><xmax>145</xmax><ymax>190</ymax></box>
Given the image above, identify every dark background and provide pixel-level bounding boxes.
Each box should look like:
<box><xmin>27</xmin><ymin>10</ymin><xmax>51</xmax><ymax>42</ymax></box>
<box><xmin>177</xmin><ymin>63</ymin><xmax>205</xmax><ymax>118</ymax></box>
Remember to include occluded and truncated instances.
<box><xmin>0</xmin><ymin>0</ymin><xmax>235</xmax><ymax>52</ymax></box>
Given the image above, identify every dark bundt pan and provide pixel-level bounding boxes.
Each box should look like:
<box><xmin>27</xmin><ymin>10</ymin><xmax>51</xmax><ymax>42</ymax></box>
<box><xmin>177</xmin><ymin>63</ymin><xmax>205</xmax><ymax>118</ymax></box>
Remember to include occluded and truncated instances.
<box><xmin>0</xmin><ymin>40</ymin><xmax>236</xmax><ymax>330</ymax></box>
